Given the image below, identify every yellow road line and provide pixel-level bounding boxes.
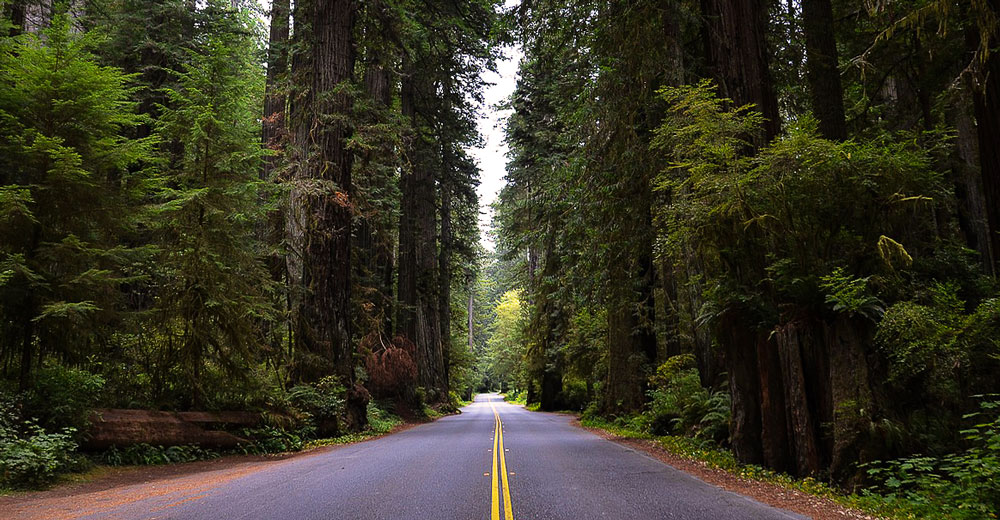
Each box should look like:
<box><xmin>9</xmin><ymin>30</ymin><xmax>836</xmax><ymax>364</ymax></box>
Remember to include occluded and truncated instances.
<box><xmin>490</xmin><ymin>401</ymin><xmax>514</xmax><ymax>520</ymax></box>
<box><xmin>491</xmin><ymin>410</ymin><xmax>500</xmax><ymax>520</ymax></box>
<box><xmin>498</xmin><ymin>412</ymin><xmax>513</xmax><ymax>520</ymax></box>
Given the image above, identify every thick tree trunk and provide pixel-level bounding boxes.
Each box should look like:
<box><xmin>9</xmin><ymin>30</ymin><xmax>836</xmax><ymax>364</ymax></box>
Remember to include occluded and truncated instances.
<box><xmin>757</xmin><ymin>334</ymin><xmax>792</xmax><ymax>473</ymax></box>
<box><xmin>18</xmin><ymin>313</ymin><xmax>32</xmax><ymax>392</ymax></box>
<box><xmin>802</xmin><ymin>0</ymin><xmax>847</xmax><ymax>141</ymax></box>
<box><xmin>289</xmin><ymin>0</ymin><xmax>367</xmax><ymax>430</ymax></box>
<box><xmin>774</xmin><ymin>319</ymin><xmax>823</xmax><ymax>476</ymax></box>
<box><xmin>260</xmin><ymin>0</ymin><xmax>290</xmax><ymax>354</ymax></box>
<box><xmin>603</xmin><ymin>261</ymin><xmax>657</xmax><ymax>415</ymax></box>
<box><xmin>398</xmin><ymin>66</ymin><xmax>446</xmax><ymax>401</ymax></box>
<box><xmin>467</xmin><ymin>278</ymin><xmax>474</xmax><ymax>353</ymax></box>
<box><xmin>718</xmin><ymin>308</ymin><xmax>763</xmax><ymax>464</ymax></box>
<box><xmin>702</xmin><ymin>0</ymin><xmax>781</xmax><ymax>467</ymax></box>
<box><xmin>539</xmin><ymin>366</ymin><xmax>563</xmax><ymax>411</ymax></box>
<box><xmin>972</xmin><ymin>24</ymin><xmax>1000</xmax><ymax>276</ymax></box>
<box><xmin>357</xmin><ymin>64</ymin><xmax>395</xmax><ymax>336</ymax></box>
<box><xmin>824</xmin><ymin>316</ymin><xmax>877</xmax><ymax>483</ymax></box>
<box><xmin>5</xmin><ymin>0</ymin><xmax>26</xmax><ymax>35</ymax></box>
<box><xmin>701</xmin><ymin>0</ymin><xmax>781</xmax><ymax>143</ymax></box>
<box><xmin>535</xmin><ymin>232</ymin><xmax>564</xmax><ymax>412</ymax></box>
<box><xmin>950</xmin><ymin>97</ymin><xmax>992</xmax><ymax>269</ymax></box>
<box><xmin>262</xmin><ymin>0</ymin><xmax>289</xmax><ymax>179</ymax></box>
<box><xmin>438</xmin><ymin>185</ymin><xmax>452</xmax><ymax>393</ymax></box>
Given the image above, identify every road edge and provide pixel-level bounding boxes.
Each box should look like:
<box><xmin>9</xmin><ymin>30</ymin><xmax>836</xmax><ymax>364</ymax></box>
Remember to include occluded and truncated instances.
<box><xmin>572</xmin><ymin>417</ymin><xmax>879</xmax><ymax>520</ymax></box>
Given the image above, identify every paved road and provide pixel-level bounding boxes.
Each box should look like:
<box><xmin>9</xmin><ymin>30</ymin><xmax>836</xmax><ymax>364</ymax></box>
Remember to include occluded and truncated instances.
<box><xmin>9</xmin><ymin>394</ymin><xmax>805</xmax><ymax>519</ymax></box>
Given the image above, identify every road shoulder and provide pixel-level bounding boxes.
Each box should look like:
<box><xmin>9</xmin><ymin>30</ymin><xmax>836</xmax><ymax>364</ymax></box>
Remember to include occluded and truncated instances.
<box><xmin>0</xmin><ymin>419</ymin><xmax>427</xmax><ymax>515</ymax></box>
<box><xmin>575</xmin><ymin>418</ymin><xmax>876</xmax><ymax>520</ymax></box>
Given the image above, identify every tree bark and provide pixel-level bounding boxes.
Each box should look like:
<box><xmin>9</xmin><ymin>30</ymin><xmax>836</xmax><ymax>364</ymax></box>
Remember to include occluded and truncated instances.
<box><xmin>950</xmin><ymin>95</ymin><xmax>992</xmax><ymax>269</ymax></box>
<box><xmin>701</xmin><ymin>0</ymin><xmax>781</xmax><ymax>467</ymax></box>
<box><xmin>718</xmin><ymin>308</ymin><xmax>763</xmax><ymax>465</ymax></box>
<box><xmin>5</xmin><ymin>0</ymin><xmax>26</xmax><ymax>35</ymax></box>
<box><xmin>972</xmin><ymin>18</ymin><xmax>1000</xmax><ymax>276</ymax></box>
<box><xmin>260</xmin><ymin>0</ymin><xmax>290</xmax><ymax>354</ymax></box>
<box><xmin>262</xmin><ymin>0</ymin><xmax>290</xmax><ymax>180</ymax></box>
<box><xmin>438</xmin><ymin>184</ymin><xmax>452</xmax><ymax>393</ymax></box>
<box><xmin>398</xmin><ymin>65</ymin><xmax>446</xmax><ymax>401</ymax></box>
<box><xmin>774</xmin><ymin>319</ymin><xmax>823</xmax><ymax>476</ymax></box>
<box><xmin>757</xmin><ymin>334</ymin><xmax>792</xmax><ymax>473</ymax></box>
<box><xmin>701</xmin><ymin>0</ymin><xmax>781</xmax><ymax>143</ymax></box>
<box><xmin>288</xmin><ymin>0</ymin><xmax>367</xmax><ymax>429</ymax></box>
<box><xmin>603</xmin><ymin>256</ymin><xmax>657</xmax><ymax>415</ymax></box>
<box><xmin>802</xmin><ymin>0</ymin><xmax>847</xmax><ymax>141</ymax></box>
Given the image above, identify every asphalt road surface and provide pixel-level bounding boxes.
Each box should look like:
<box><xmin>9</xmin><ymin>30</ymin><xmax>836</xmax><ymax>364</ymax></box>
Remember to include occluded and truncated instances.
<box><xmin>10</xmin><ymin>394</ymin><xmax>806</xmax><ymax>519</ymax></box>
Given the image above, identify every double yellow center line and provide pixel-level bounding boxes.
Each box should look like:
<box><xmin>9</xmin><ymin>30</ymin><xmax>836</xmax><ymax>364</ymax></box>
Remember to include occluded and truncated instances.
<box><xmin>490</xmin><ymin>401</ymin><xmax>514</xmax><ymax>520</ymax></box>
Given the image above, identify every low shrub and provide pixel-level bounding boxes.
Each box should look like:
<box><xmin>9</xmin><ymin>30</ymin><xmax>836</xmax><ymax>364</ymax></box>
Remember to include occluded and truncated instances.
<box><xmin>0</xmin><ymin>423</ymin><xmax>80</xmax><ymax>488</ymax></box>
<box><xmin>864</xmin><ymin>398</ymin><xmax>1000</xmax><ymax>519</ymax></box>
<box><xmin>0</xmin><ymin>390</ymin><xmax>84</xmax><ymax>489</ymax></box>
<box><xmin>237</xmin><ymin>425</ymin><xmax>307</xmax><ymax>454</ymax></box>
<box><xmin>287</xmin><ymin>375</ymin><xmax>346</xmax><ymax>436</ymax></box>
<box><xmin>23</xmin><ymin>364</ymin><xmax>105</xmax><ymax>435</ymax></box>
<box><xmin>644</xmin><ymin>355</ymin><xmax>730</xmax><ymax>443</ymax></box>
<box><xmin>101</xmin><ymin>443</ymin><xmax>220</xmax><ymax>466</ymax></box>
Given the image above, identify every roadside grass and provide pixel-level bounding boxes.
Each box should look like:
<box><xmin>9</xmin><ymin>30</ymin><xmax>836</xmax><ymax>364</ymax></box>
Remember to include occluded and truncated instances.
<box><xmin>304</xmin><ymin>405</ymin><xmax>404</xmax><ymax>449</ymax></box>
<box><xmin>501</xmin><ymin>392</ymin><xmax>540</xmax><ymax>410</ymax></box>
<box><xmin>580</xmin><ymin>416</ymin><xmax>920</xmax><ymax>520</ymax></box>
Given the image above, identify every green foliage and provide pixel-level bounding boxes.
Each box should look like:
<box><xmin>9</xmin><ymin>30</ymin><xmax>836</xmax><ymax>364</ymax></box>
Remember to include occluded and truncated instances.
<box><xmin>866</xmin><ymin>399</ymin><xmax>1000</xmax><ymax>519</ymax></box>
<box><xmin>876</xmin><ymin>300</ymin><xmax>963</xmax><ymax>389</ymax></box>
<box><xmin>483</xmin><ymin>290</ymin><xmax>528</xmax><ymax>391</ymax></box>
<box><xmin>23</xmin><ymin>365</ymin><xmax>105</xmax><ymax>435</ymax></box>
<box><xmin>0</xmin><ymin>12</ymin><xmax>155</xmax><ymax>380</ymax></box>
<box><xmin>0</xmin><ymin>424</ymin><xmax>79</xmax><ymax>489</ymax></box>
<box><xmin>149</xmin><ymin>1</ymin><xmax>273</xmax><ymax>407</ymax></box>
<box><xmin>819</xmin><ymin>267</ymin><xmax>885</xmax><ymax>321</ymax></box>
<box><xmin>0</xmin><ymin>393</ymin><xmax>81</xmax><ymax>489</ymax></box>
<box><xmin>642</xmin><ymin>355</ymin><xmax>730</xmax><ymax>442</ymax></box>
<box><xmin>101</xmin><ymin>443</ymin><xmax>220</xmax><ymax>467</ymax></box>
<box><xmin>238</xmin><ymin>426</ymin><xmax>306</xmax><ymax>454</ymax></box>
<box><xmin>287</xmin><ymin>376</ymin><xmax>347</xmax><ymax>435</ymax></box>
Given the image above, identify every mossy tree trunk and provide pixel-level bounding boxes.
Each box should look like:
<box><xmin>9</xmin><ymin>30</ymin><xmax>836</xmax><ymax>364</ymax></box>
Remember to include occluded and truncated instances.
<box><xmin>289</xmin><ymin>0</ymin><xmax>367</xmax><ymax>430</ymax></box>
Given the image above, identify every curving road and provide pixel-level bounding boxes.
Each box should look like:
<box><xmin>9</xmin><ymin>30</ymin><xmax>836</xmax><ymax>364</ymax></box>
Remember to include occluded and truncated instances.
<box><xmin>7</xmin><ymin>394</ymin><xmax>805</xmax><ymax>520</ymax></box>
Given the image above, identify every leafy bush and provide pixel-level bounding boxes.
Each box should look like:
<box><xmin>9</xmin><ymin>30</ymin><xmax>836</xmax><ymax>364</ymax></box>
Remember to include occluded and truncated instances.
<box><xmin>24</xmin><ymin>364</ymin><xmax>105</xmax><ymax>435</ymax></box>
<box><xmin>865</xmin><ymin>399</ymin><xmax>1000</xmax><ymax>519</ymax></box>
<box><xmin>234</xmin><ymin>425</ymin><xmax>306</xmax><ymax>454</ymax></box>
<box><xmin>0</xmin><ymin>424</ymin><xmax>79</xmax><ymax>488</ymax></box>
<box><xmin>644</xmin><ymin>355</ymin><xmax>731</xmax><ymax>443</ymax></box>
<box><xmin>819</xmin><ymin>267</ymin><xmax>885</xmax><ymax>321</ymax></box>
<box><xmin>287</xmin><ymin>375</ymin><xmax>346</xmax><ymax>436</ymax></box>
<box><xmin>876</xmin><ymin>291</ymin><xmax>964</xmax><ymax>393</ymax></box>
<box><xmin>558</xmin><ymin>379</ymin><xmax>590</xmax><ymax>411</ymax></box>
<box><xmin>365</xmin><ymin>401</ymin><xmax>402</xmax><ymax>435</ymax></box>
<box><xmin>0</xmin><ymin>390</ymin><xmax>83</xmax><ymax>488</ymax></box>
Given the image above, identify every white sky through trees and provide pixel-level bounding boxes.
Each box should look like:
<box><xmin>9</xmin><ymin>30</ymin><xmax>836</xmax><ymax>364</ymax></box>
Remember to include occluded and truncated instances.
<box><xmin>469</xmin><ymin>42</ymin><xmax>522</xmax><ymax>251</ymax></box>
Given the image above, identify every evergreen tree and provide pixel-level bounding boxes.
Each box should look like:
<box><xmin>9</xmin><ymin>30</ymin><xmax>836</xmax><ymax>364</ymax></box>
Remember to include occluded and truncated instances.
<box><xmin>0</xmin><ymin>14</ymin><xmax>154</xmax><ymax>390</ymax></box>
<box><xmin>150</xmin><ymin>0</ymin><xmax>274</xmax><ymax>408</ymax></box>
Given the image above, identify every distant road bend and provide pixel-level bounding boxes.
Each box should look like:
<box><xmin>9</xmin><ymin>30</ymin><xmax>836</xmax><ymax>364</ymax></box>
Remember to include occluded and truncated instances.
<box><xmin>9</xmin><ymin>394</ymin><xmax>805</xmax><ymax>519</ymax></box>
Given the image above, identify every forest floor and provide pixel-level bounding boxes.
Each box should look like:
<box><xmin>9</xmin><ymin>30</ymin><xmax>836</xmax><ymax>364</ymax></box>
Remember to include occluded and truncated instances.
<box><xmin>578</xmin><ymin>419</ymin><xmax>879</xmax><ymax>520</ymax></box>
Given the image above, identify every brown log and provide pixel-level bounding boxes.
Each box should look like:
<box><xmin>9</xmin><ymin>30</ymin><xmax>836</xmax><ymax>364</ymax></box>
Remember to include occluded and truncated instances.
<box><xmin>84</xmin><ymin>409</ymin><xmax>259</xmax><ymax>450</ymax></box>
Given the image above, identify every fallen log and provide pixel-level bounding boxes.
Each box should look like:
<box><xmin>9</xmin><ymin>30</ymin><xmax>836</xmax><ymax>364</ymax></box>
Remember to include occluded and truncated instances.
<box><xmin>83</xmin><ymin>409</ymin><xmax>262</xmax><ymax>450</ymax></box>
